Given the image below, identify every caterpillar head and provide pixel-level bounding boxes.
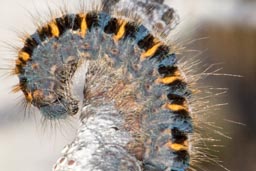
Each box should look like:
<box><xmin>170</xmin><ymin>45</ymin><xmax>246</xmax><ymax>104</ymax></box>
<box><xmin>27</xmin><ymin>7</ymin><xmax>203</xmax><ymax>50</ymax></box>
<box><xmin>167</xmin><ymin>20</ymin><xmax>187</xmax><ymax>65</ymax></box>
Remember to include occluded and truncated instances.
<box><xmin>31</xmin><ymin>83</ymin><xmax>79</xmax><ymax>119</ymax></box>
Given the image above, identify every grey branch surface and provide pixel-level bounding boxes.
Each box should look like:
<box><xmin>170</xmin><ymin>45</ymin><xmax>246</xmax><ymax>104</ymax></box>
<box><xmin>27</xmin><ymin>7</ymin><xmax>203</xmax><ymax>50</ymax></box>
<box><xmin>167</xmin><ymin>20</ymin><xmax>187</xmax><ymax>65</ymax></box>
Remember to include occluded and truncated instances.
<box><xmin>53</xmin><ymin>103</ymin><xmax>141</xmax><ymax>171</ymax></box>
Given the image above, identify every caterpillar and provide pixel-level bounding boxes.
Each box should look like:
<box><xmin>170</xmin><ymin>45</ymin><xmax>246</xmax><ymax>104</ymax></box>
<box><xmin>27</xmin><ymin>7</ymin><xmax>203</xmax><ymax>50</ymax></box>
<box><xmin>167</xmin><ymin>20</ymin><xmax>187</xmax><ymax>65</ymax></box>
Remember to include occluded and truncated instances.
<box><xmin>2</xmin><ymin>0</ymin><xmax>227</xmax><ymax>171</ymax></box>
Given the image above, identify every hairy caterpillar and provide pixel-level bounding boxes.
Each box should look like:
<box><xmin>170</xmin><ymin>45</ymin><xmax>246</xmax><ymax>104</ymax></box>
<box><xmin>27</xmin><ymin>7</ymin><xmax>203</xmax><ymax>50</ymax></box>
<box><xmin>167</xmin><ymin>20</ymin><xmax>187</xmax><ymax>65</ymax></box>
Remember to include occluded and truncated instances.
<box><xmin>1</xmin><ymin>0</ymin><xmax>229</xmax><ymax>171</ymax></box>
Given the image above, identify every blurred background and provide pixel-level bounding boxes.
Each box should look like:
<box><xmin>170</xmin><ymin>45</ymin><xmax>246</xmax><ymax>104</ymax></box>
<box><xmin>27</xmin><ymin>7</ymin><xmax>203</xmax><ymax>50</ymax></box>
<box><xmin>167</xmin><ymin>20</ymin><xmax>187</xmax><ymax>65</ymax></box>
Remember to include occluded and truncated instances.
<box><xmin>0</xmin><ymin>0</ymin><xmax>255</xmax><ymax>170</ymax></box>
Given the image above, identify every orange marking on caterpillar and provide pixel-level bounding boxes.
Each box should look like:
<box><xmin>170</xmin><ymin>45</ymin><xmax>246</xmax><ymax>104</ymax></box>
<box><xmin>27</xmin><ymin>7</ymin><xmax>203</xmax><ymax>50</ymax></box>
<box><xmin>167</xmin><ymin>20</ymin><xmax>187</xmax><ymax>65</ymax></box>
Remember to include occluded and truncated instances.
<box><xmin>141</xmin><ymin>42</ymin><xmax>162</xmax><ymax>59</ymax></box>
<box><xmin>165</xmin><ymin>103</ymin><xmax>188</xmax><ymax>111</ymax></box>
<box><xmin>166</xmin><ymin>141</ymin><xmax>188</xmax><ymax>151</ymax></box>
<box><xmin>49</xmin><ymin>21</ymin><xmax>60</xmax><ymax>37</ymax></box>
<box><xmin>156</xmin><ymin>76</ymin><xmax>180</xmax><ymax>84</ymax></box>
<box><xmin>25</xmin><ymin>92</ymin><xmax>33</xmax><ymax>102</ymax></box>
<box><xmin>113</xmin><ymin>19</ymin><xmax>127</xmax><ymax>42</ymax></box>
<box><xmin>18</xmin><ymin>51</ymin><xmax>30</xmax><ymax>62</ymax></box>
<box><xmin>80</xmin><ymin>14</ymin><xmax>87</xmax><ymax>37</ymax></box>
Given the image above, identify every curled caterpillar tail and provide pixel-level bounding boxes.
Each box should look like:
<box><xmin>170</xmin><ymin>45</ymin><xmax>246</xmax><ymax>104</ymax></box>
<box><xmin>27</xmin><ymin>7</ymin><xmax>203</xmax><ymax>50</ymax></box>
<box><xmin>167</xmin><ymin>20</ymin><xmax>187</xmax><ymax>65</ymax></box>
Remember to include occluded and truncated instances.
<box><xmin>11</xmin><ymin>1</ymin><xmax>194</xmax><ymax>171</ymax></box>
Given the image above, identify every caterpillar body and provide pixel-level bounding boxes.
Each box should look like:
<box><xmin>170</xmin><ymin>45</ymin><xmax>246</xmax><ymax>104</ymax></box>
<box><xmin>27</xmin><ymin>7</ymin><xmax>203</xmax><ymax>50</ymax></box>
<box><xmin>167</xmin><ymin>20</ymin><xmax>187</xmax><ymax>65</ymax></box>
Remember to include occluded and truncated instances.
<box><xmin>5</xmin><ymin>0</ymin><xmax>221</xmax><ymax>171</ymax></box>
